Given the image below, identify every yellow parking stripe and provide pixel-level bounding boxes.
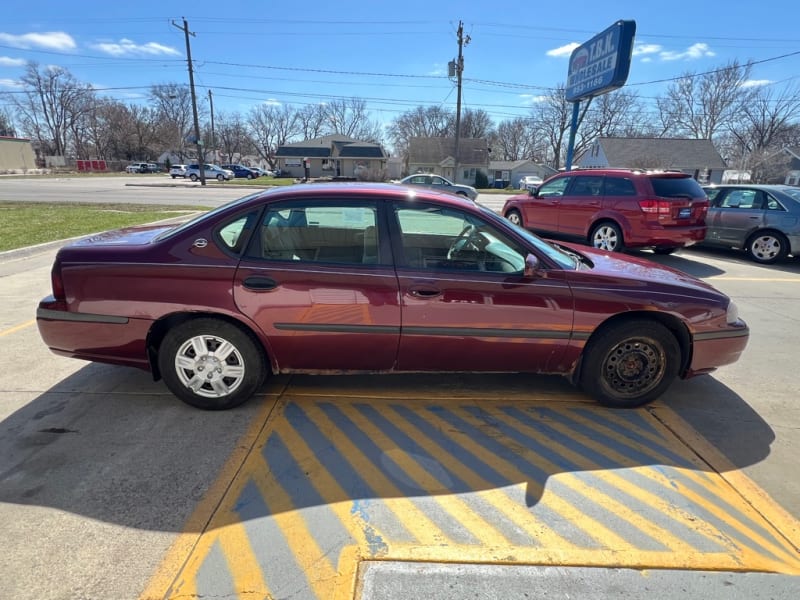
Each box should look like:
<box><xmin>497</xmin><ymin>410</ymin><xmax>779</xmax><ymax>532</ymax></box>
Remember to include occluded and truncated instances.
<box><xmin>300</xmin><ymin>402</ymin><xmax>449</xmax><ymax>546</ymax></box>
<box><xmin>0</xmin><ymin>319</ymin><xmax>35</xmax><ymax>337</ymax></box>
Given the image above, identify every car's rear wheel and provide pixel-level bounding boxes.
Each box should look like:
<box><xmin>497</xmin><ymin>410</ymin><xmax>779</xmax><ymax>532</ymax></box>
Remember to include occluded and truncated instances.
<box><xmin>158</xmin><ymin>318</ymin><xmax>265</xmax><ymax>410</ymax></box>
<box><xmin>590</xmin><ymin>222</ymin><xmax>624</xmax><ymax>252</ymax></box>
<box><xmin>747</xmin><ymin>231</ymin><xmax>788</xmax><ymax>264</ymax></box>
<box><xmin>505</xmin><ymin>209</ymin><xmax>523</xmax><ymax>227</ymax></box>
<box><xmin>579</xmin><ymin>319</ymin><xmax>680</xmax><ymax>408</ymax></box>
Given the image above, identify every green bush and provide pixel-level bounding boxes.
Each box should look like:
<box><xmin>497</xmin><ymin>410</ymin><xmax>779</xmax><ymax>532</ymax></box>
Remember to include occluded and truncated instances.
<box><xmin>475</xmin><ymin>171</ymin><xmax>489</xmax><ymax>188</ymax></box>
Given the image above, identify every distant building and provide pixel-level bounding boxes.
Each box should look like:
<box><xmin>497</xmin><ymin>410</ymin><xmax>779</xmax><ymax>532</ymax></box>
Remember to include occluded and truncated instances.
<box><xmin>274</xmin><ymin>135</ymin><xmax>387</xmax><ymax>179</ymax></box>
<box><xmin>488</xmin><ymin>160</ymin><xmax>557</xmax><ymax>188</ymax></box>
<box><xmin>0</xmin><ymin>136</ymin><xmax>38</xmax><ymax>173</ymax></box>
<box><xmin>782</xmin><ymin>147</ymin><xmax>800</xmax><ymax>186</ymax></box>
<box><xmin>407</xmin><ymin>137</ymin><xmax>489</xmax><ymax>186</ymax></box>
<box><xmin>577</xmin><ymin>137</ymin><xmax>727</xmax><ymax>184</ymax></box>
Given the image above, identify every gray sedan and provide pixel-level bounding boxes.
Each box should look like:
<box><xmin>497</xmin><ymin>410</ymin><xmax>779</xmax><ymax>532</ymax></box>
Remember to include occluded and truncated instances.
<box><xmin>397</xmin><ymin>174</ymin><xmax>478</xmax><ymax>200</ymax></box>
<box><xmin>701</xmin><ymin>184</ymin><xmax>800</xmax><ymax>264</ymax></box>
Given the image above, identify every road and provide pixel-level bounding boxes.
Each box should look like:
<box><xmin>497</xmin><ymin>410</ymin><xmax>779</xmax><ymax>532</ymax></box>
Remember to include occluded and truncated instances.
<box><xmin>1</xmin><ymin>177</ymin><xmax>799</xmax><ymax>599</ymax></box>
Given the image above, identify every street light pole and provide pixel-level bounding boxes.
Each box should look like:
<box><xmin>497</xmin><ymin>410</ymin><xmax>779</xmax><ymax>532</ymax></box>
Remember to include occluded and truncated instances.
<box><xmin>172</xmin><ymin>18</ymin><xmax>205</xmax><ymax>186</ymax></box>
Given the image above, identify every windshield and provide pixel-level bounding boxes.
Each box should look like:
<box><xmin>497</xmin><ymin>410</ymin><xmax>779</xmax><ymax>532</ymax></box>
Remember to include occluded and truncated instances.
<box><xmin>478</xmin><ymin>205</ymin><xmax>578</xmax><ymax>270</ymax></box>
<box><xmin>153</xmin><ymin>191</ymin><xmax>264</xmax><ymax>241</ymax></box>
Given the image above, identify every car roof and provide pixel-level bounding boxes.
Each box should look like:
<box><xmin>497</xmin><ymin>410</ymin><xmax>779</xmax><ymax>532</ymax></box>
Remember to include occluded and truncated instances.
<box><xmin>253</xmin><ymin>182</ymin><xmax>475</xmax><ymax>206</ymax></box>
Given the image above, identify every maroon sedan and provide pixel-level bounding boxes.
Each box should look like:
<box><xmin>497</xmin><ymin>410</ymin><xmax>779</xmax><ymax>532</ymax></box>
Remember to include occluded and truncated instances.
<box><xmin>37</xmin><ymin>183</ymin><xmax>748</xmax><ymax>410</ymax></box>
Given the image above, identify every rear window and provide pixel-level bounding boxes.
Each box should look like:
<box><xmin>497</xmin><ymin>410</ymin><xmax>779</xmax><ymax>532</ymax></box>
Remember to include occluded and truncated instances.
<box><xmin>649</xmin><ymin>176</ymin><xmax>705</xmax><ymax>199</ymax></box>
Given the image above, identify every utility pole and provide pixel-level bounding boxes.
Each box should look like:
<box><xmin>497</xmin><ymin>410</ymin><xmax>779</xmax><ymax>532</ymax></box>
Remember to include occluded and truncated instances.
<box><xmin>208</xmin><ymin>89</ymin><xmax>215</xmax><ymax>164</ymax></box>
<box><xmin>452</xmin><ymin>21</ymin><xmax>470</xmax><ymax>184</ymax></box>
<box><xmin>172</xmin><ymin>18</ymin><xmax>205</xmax><ymax>185</ymax></box>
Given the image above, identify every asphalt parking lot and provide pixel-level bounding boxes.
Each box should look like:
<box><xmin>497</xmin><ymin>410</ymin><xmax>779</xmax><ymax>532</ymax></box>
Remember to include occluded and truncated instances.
<box><xmin>1</xmin><ymin>178</ymin><xmax>799</xmax><ymax>599</ymax></box>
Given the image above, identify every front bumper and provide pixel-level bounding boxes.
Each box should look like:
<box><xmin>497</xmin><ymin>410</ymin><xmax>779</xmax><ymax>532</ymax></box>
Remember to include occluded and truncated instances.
<box><xmin>687</xmin><ymin>320</ymin><xmax>750</xmax><ymax>376</ymax></box>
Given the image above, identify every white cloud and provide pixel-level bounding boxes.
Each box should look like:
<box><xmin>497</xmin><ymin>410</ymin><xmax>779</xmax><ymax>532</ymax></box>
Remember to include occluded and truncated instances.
<box><xmin>520</xmin><ymin>94</ymin><xmax>547</xmax><ymax>105</ymax></box>
<box><xmin>547</xmin><ymin>43</ymin><xmax>579</xmax><ymax>58</ymax></box>
<box><xmin>660</xmin><ymin>43</ymin><xmax>715</xmax><ymax>61</ymax></box>
<box><xmin>90</xmin><ymin>38</ymin><xmax>180</xmax><ymax>57</ymax></box>
<box><xmin>0</xmin><ymin>56</ymin><xmax>26</xmax><ymax>67</ymax></box>
<box><xmin>0</xmin><ymin>77</ymin><xmax>23</xmax><ymax>89</ymax></box>
<box><xmin>0</xmin><ymin>31</ymin><xmax>76</xmax><ymax>51</ymax></box>
<box><xmin>633</xmin><ymin>43</ymin><xmax>661</xmax><ymax>57</ymax></box>
<box><xmin>740</xmin><ymin>79</ymin><xmax>772</xmax><ymax>88</ymax></box>
<box><xmin>263</xmin><ymin>98</ymin><xmax>282</xmax><ymax>106</ymax></box>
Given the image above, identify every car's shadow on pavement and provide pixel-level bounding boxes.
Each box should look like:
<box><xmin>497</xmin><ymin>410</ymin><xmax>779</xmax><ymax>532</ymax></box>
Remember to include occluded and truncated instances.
<box><xmin>634</xmin><ymin>246</ymin><xmax>800</xmax><ymax>277</ymax></box>
<box><xmin>0</xmin><ymin>363</ymin><xmax>776</xmax><ymax>532</ymax></box>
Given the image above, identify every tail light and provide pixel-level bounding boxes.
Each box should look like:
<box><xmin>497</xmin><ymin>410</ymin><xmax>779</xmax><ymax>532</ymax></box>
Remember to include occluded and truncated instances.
<box><xmin>51</xmin><ymin>258</ymin><xmax>65</xmax><ymax>300</ymax></box>
<box><xmin>638</xmin><ymin>199</ymin><xmax>672</xmax><ymax>215</ymax></box>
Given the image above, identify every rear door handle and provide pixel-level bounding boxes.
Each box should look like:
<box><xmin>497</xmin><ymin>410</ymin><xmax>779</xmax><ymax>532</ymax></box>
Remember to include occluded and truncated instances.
<box><xmin>243</xmin><ymin>276</ymin><xmax>278</xmax><ymax>291</ymax></box>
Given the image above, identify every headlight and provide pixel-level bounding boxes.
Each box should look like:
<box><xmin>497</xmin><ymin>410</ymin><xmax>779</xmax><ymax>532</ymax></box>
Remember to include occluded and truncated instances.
<box><xmin>726</xmin><ymin>301</ymin><xmax>740</xmax><ymax>324</ymax></box>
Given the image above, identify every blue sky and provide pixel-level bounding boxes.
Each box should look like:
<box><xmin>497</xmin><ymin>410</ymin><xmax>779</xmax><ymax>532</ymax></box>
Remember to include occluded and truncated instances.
<box><xmin>1</xmin><ymin>0</ymin><xmax>799</xmax><ymax>129</ymax></box>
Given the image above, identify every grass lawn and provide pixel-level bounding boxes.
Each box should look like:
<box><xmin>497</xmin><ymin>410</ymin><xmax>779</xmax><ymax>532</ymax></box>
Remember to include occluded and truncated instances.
<box><xmin>0</xmin><ymin>202</ymin><xmax>211</xmax><ymax>252</ymax></box>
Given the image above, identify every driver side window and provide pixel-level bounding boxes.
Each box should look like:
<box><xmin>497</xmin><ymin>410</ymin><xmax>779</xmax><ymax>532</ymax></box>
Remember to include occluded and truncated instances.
<box><xmin>395</xmin><ymin>205</ymin><xmax>525</xmax><ymax>273</ymax></box>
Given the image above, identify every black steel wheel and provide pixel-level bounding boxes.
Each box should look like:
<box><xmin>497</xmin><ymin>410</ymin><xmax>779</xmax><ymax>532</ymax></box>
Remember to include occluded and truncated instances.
<box><xmin>579</xmin><ymin>320</ymin><xmax>680</xmax><ymax>408</ymax></box>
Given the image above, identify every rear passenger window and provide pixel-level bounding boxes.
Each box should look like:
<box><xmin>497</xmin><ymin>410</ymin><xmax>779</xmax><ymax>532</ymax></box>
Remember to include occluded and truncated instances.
<box><xmin>252</xmin><ymin>204</ymin><xmax>379</xmax><ymax>265</ymax></box>
<box><xmin>603</xmin><ymin>177</ymin><xmax>636</xmax><ymax>196</ymax></box>
<box><xmin>569</xmin><ymin>176</ymin><xmax>604</xmax><ymax>196</ymax></box>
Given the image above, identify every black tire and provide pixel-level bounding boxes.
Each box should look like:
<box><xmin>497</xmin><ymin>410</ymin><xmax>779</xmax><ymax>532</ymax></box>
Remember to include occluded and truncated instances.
<box><xmin>746</xmin><ymin>231</ymin><xmax>788</xmax><ymax>264</ymax></box>
<box><xmin>216</xmin><ymin>174</ymin><xmax>224</xmax><ymax>181</ymax></box>
<box><xmin>589</xmin><ymin>222</ymin><xmax>624</xmax><ymax>252</ymax></box>
<box><xmin>506</xmin><ymin>209</ymin><xmax>523</xmax><ymax>227</ymax></box>
<box><xmin>247</xmin><ymin>173</ymin><xmax>254</xmax><ymax>179</ymax></box>
<box><xmin>652</xmin><ymin>247</ymin><xmax>678</xmax><ymax>255</ymax></box>
<box><xmin>189</xmin><ymin>173</ymin><xmax>199</xmax><ymax>181</ymax></box>
<box><xmin>578</xmin><ymin>320</ymin><xmax>680</xmax><ymax>408</ymax></box>
<box><xmin>158</xmin><ymin>318</ymin><xmax>266</xmax><ymax>410</ymax></box>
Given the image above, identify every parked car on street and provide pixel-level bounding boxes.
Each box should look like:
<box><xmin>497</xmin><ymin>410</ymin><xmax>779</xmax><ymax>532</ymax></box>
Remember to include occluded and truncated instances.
<box><xmin>700</xmin><ymin>184</ymin><xmax>800</xmax><ymax>264</ymax></box>
<box><xmin>397</xmin><ymin>174</ymin><xmax>479</xmax><ymax>200</ymax></box>
<box><xmin>519</xmin><ymin>175</ymin><xmax>544</xmax><ymax>191</ymax></box>
<box><xmin>145</xmin><ymin>163</ymin><xmax>161</xmax><ymax>173</ymax></box>
<box><xmin>125</xmin><ymin>162</ymin><xmax>150</xmax><ymax>173</ymax></box>
<box><xmin>36</xmin><ymin>182</ymin><xmax>748</xmax><ymax>411</ymax></box>
<box><xmin>221</xmin><ymin>164</ymin><xmax>259</xmax><ymax>179</ymax></box>
<box><xmin>503</xmin><ymin>168</ymin><xmax>709</xmax><ymax>253</ymax></box>
<box><xmin>169</xmin><ymin>164</ymin><xmax>188</xmax><ymax>179</ymax></box>
<box><xmin>185</xmin><ymin>164</ymin><xmax>235</xmax><ymax>181</ymax></box>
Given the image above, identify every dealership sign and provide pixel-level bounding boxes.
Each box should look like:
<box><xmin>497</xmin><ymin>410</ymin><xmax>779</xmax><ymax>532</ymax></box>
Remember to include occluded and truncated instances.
<box><xmin>565</xmin><ymin>20</ymin><xmax>636</xmax><ymax>102</ymax></box>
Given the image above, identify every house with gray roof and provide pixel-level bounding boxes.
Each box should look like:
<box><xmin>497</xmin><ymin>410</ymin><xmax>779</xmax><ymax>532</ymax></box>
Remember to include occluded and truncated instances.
<box><xmin>407</xmin><ymin>137</ymin><xmax>489</xmax><ymax>186</ymax></box>
<box><xmin>274</xmin><ymin>135</ymin><xmax>387</xmax><ymax>179</ymax></box>
<box><xmin>488</xmin><ymin>159</ymin><xmax>558</xmax><ymax>189</ymax></box>
<box><xmin>577</xmin><ymin>137</ymin><xmax>727</xmax><ymax>184</ymax></box>
<box><xmin>782</xmin><ymin>147</ymin><xmax>800</xmax><ymax>186</ymax></box>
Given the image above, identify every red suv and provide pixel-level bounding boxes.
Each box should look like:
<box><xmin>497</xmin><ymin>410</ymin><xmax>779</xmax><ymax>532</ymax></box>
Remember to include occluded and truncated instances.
<box><xmin>502</xmin><ymin>169</ymin><xmax>709</xmax><ymax>253</ymax></box>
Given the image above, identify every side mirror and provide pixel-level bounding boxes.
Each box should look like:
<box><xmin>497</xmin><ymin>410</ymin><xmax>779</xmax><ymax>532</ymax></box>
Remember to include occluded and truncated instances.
<box><xmin>528</xmin><ymin>186</ymin><xmax>539</xmax><ymax>196</ymax></box>
<box><xmin>523</xmin><ymin>253</ymin><xmax>541</xmax><ymax>278</ymax></box>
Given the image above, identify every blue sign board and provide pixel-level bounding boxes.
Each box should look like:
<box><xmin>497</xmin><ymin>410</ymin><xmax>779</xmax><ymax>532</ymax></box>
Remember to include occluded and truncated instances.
<box><xmin>565</xmin><ymin>20</ymin><xmax>636</xmax><ymax>102</ymax></box>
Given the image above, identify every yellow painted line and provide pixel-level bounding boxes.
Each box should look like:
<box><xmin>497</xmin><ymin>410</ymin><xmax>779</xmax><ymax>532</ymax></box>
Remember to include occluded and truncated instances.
<box><xmin>342</xmin><ymin>403</ymin><xmax>514</xmax><ymax>548</ymax></box>
<box><xmin>0</xmin><ymin>319</ymin><xmax>35</xmax><ymax>337</ymax></box>
<box><xmin>562</xmin><ymin>407</ymin><xmax>800</xmax><ymax>569</ymax></box>
<box><xmin>653</xmin><ymin>406</ymin><xmax>800</xmax><ymax>553</ymax></box>
<box><xmin>137</xmin><ymin>393</ymin><xmax>285</xmax><ymax>600</ymax></box>
<box><xmin>300</xmin><ymin>401</ymin><xmax>451</xmax><ymax>546</ymax></box>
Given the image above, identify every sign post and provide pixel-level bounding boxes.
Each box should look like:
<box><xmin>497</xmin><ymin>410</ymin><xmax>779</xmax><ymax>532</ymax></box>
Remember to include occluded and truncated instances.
<box><xmin>564</xmin><ymin>20</ymin><xmax>636</xmax><ymax>170</ymax></box>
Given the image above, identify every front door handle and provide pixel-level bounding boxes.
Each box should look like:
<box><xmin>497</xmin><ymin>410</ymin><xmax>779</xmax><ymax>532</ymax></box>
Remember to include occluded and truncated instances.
<box><xmin>243</xmin><ymin>276</ymin><xmax>278</xmax><ymax>291</ymax></box>
<box><xmin>409</xmin><ymin>287</ymin><xmax>442</xmax><ymax>298</ymax></box>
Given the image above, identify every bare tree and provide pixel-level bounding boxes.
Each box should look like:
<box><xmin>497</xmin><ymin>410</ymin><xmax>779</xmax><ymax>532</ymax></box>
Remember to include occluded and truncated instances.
<box><xmin>387</xmin><ymin>105</ymin><xmax>454</xmax><ymax>158</ymax></box>
<box><xmin>149</xmin><ymin>84</ymin><xmax>196</xmax><ymax>161</ymax></box>
<box><xmin>296</xmin><ymin>104</ymin><xmax>327</xmax><ymax>141</ymax></box>
<box><xmin>0</xmin><ymin>108</ymin><xmax>15</xmax><ymax>137</ymax></box>
<box><xmin>213</xmin><ymin>111</ymin><xmax>254</xmax><ymax>164</ymax></box>
<box><xmin>247</xmin><ymin>103</ymin><xmax>300</xmax><ymax>168</ymax></box>
<box><xmin>528</xmin><ymin>84</ymin><xmax>591</xmax><ymax>169</ymax></box>
<box><xmin>459</xmin><ymin>108</ymin><xmax>494</xmax><ymax>139</ymax></box>
<box><xmin>323</xmin><ymin>97</ymin><xmax>384</xmax><ymax>143</ymax></box>
<box><xmin>491</xmin><ymin>117</ymin><xmax>535</xmax><ymax>161</ymax></box>
<box><xmin>11</xmin><ymin>62</ymin><xmax>95</xmax><ymax>157</ymax></box>
<box><xmin>656</xmin><ymin>60</ymin><xmax>754</xmax><ymax>139</ymax></box>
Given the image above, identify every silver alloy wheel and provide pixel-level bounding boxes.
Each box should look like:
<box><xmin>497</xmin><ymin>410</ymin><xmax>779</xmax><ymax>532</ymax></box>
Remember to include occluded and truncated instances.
<box><xmin>173</xmin><ymin>334</ymin><xmax>246</xmax><ymax>399</ymax></box>
<box><xmin>506</xmin><ymin>211</ymin><xmax>522</xmax><ymax>226</ymax></box>
<box><xmin>749</xmin><ymin>234</ymin><xmax>782</xmax><ymax>263</ymax></box>
<box><xmin>592</xmin><ymin>224</ymin><xmax>620</xmax><ymax>251</ymax></box>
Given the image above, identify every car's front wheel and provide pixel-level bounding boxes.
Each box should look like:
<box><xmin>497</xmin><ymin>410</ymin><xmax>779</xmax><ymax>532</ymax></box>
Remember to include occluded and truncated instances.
<box><xmin>578</xmin><ymin>320</ymin><xmax>680</xmax><ymax>408</ymax></box>
<box><xmin>189</xmin><ymin>174</ymin><xmax>199</xmax><ymax>181</ymax></box>
<box><xmin>217</xmin><ymin>174</ymin><xmax>225</xmax><ymax>181</ymax></box>
<box><xmin>747</xmin><ymin>231</ymin><xmax>788</xmax><ymax>264</ymax></box>
<box><xmin>505</xmin><ymin>209</ymin><xmax>523</xmax><ymax>227</ymax></box>
<box><xmin>158</xmin><ymin>318</ymin><xmax>266</xmax><ymax>410</ymax></box>
<box><xmin>590</xmin><ymin>222</ymin><xmax>624</xmax><ymax>252</ymax></box>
